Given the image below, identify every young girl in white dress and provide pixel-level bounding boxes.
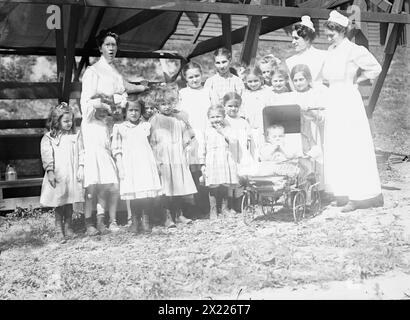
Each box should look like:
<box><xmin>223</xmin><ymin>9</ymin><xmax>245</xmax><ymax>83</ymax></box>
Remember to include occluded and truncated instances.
<box><xmin>204</xmin><ymin>47</ymin><xmax>245</xmax><ymax>106</ymax></box>
<box><xmin>289</xmin><ymin>64</ymin><xmax>326</xmax><ymax>184</ymax></box>
<box><xmin>178</xmin><ymin>61</ymin><xmax>211</xmax><ymax>217</ymax></box>
<box><xmin>78</xmin><ymin>96</ymin><xmax>119</xmax><ymax>236</ymax></box>
<box><xmin>223</xmin><ymin>92</ymin><xmax>253</xmax><ymax>213</ymax></box>
<box><xmin>150</xmin><ymin>84</ymin><xmax>197</xmax><ymax>227</ymax></box>
<box><xmin>200</xmin><ymin>105</ymin><xmax>240</xmax><ymax>219</ymax></box>
<box><xmin>40</xmin><ymin>102</ymin><xmax>84</xmax><ymax>242</ymax></box>
<box><xmin>241</xmin><ymin>67</ymin><xmax>271</xmax><ymax>160</ymax></box>
<box><xmin>112</xmin><ymin>94</ymin><xmax>162</xmax><ymax>234</ymax></box>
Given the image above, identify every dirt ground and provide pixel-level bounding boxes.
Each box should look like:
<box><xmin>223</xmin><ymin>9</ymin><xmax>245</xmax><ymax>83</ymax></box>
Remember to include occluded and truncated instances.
<box><xmin>1</xmin><ymin>159</ymin><xmax>410</xmax><ymax>300</ymax></box>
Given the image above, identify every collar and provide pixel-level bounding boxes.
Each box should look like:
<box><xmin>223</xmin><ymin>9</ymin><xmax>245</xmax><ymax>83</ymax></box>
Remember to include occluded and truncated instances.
<box><xmin>216</xmin><ymin>72</ymin><xmax>233</xmax><ymax>79</ymax></box>
<box><xmin>123</xmin><ymin>119</ymin><xmax>142</xmax><ymax>127</ymax></box>
<box><xmin>329</xmin><ymin>37</ymin><xmax>349</xmax><ymax>50</ymax></box>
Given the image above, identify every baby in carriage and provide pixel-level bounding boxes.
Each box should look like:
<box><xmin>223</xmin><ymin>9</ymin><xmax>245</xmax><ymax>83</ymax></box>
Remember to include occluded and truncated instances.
<box><xmin>251</xmin><ymin>124</ymin><xmax>301</xmax><ymax>178</ymax></box>
<box><xmin>240</xmin><ymin>122</ymin><xmax>319</xmax><ymax>182</ymax></box>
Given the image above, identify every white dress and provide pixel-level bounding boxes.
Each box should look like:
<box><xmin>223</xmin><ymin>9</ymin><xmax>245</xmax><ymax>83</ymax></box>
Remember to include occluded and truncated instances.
<box><xmin>242</xmin><ymin>88</ymin><xmax>271</xmax><ymax>158</ymax></box>
<box><xmin>204</xmin><ymin>73</ymin><xmax>245</xmax><ymax>105</ymax></box>
<box><xmin>321</xmin><ymin>38</ymin><xmax>382</xmax><ymax>200</ymax></box>
<box><xmin>225</xmin><ymin>115</ymin><xmax>254</xmax><ymax>171</ymax></box>
<box><xmin>80</xmin><ymin>56</ymin><xmax>127</xmax><ymax>117</ymax></box>
<box><xmin>80</xmin><ymin>56</ymin><xmax>125</xmax><ymax>188</ymax></box>
<box><xmin>286</xmin><ymin>46</ymin><xmax>327</xmax><ymax>86</ymax></box>
<box><xmin>178</xmin><ymin>86</ymin><xmax>211</xmax><ymax>166</ymax></box>
<box><xmin>40</xmin><ymin>132</ymin><xmax>84</xmax><ymax>207</ymax></box>
<box><xmin>80</xmin><ymin>119</ymin><xmax>118</xmax><ymax>188</ymax></box>
<box><xmin>112</xmin><ymin>121</ymin><xmax>162</xmax><ymax>200</ymax></box>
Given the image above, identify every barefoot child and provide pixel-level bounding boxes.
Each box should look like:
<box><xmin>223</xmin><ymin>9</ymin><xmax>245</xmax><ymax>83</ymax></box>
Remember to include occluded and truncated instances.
<box><xmin>200</xmin><ymin>105</ymin><xmax>240</xmax><ymax>218</ymax></box>
<box><xmin>112</xmin><ymin>94</ymin><xmax>162</xmax><ymax>234</ymax></box>
<box><xmin>204</xmin><ymin>47</ymin><xmax>245</xmax><ymax>106</ymax></box>
<box><xmin>149</xmin><ymin>84</ymin><xmax>197</xmax><ymax>227</ymax></box>
<box><xmin>40</xmin><ymin>102</ymin><xmax>84</xmax><ymax>242</ymax></box>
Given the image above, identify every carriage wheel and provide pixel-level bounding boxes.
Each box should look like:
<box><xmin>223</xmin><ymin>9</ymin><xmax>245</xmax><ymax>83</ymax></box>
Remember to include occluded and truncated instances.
<box><xmin>242</xmin><ymin>191</ymin><xmax>255</xmax><ymax>225</ymax></box>
<box><xmin>292</xmin><ymin>191</ymin><xmax>306</xmax><ymax>223</ymax></box>
<box><xmin>309</xmin><ymin>187</ymin><xmax>321</xmax><ymax>217</ymax></box>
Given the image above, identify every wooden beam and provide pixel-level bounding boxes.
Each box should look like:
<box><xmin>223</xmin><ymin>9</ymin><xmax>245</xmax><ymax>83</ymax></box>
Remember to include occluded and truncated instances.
<box><xmin>367</xmin><ymin>0</ymin><xmax>405</xmax><ymax>117</ymax></box>
<box><xmin>55</xmin><ymin>4</ymin><xmax>65</xmax><ymax>101</ymax></box>
<box><xmin>62</xmin><ymin>5</ymin><xmax>83</xmax><ymax>102</ymax></box>
<box><xmin>75</xmin><ymin>7</ymin><xmax>106</xmax><ymax>81</ymax></box>
<box><xmin>190</xmin><ymin>13</ymin><xmax>211</xmax><ymax>45</ymax></box>
<box><xmin>109</xmin><ymin>9</ymin><xmax>165</xmax><ymax>35</ymax></box>
<box><xmin>240</xmin><ymin>15</ymin><xmax>262</xmax><ymax>66</ymax></box>
<box><xmin>185</xmin><ymin>11</ymin><xmax>199</xmax><ymax>27</ymax></box>
<box><xmin>0</xmin><ymin>47</ymin><xmax>186</xmax><ymax>60</ymax></box>
<box><xmin>221</xmin><ymin>14</ymin><xmax>232</xmax><ymax>51</ymax></box>
<box><xmin>0</xmin><ymin>82</ymin><xmax>82</xmax><ymax>99</ymax></box>
<box><xmin>2</xmin><ymin>1</ymin><xmax>410</xmax><ymax>24</ymax></box>
<box><xmin>0</xmin><ymin>118</ymin><xmax>82</xmax><ymax>129</ymax></box>
<box><xmin>187</xmin><ymin>0</ymin><xmax>349</xmax><ymax>59</ymax></box>
<box><xmin>188</xmin><ymin>16</ymin><xmax>297</xmax><ymax>58</ymax></box>
<box><xmin>369</xmin><ymin>0</ymin><xmax>393</xmax><ymax>12</ymax></box>
<box><xmin>350</xmin><ymin>0</ymin><xmax>369</xmax><ymax>48</ymax></box>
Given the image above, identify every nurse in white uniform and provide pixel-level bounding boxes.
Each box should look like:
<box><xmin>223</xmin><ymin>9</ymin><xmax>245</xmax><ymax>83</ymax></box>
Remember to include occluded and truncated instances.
<box><xmin>321</xmin><ymin>10</ymin><xmax>383</xmax><ymax>212</ymax></box>
<box><xmin>286</xmin><ymin>15</ymin><xmax>327</xmax><ymax>87</ymax></box>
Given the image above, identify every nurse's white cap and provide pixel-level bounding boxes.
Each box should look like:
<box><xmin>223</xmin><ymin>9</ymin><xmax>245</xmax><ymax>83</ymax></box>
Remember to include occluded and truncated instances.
<box><xmin>327</xmin><ymin>10</ymin><xmax>349</xmax><ymax>27</ymax></box>
<box><xmin>300</xmin><ymin>15</ymin><xmax>315</xmax><ymax>32</ymax></box>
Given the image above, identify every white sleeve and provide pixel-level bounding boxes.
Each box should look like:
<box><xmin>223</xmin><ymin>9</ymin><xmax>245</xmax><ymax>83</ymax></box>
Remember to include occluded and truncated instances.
<box><xmin>80</xmin><ymin>67</ymin><xmax>101</xmax><ymax>122</ymax></box>
<box><xmin>352</xmin><ymin>45</ymin><xmax>382</xmax><ymax>80</ymax></box>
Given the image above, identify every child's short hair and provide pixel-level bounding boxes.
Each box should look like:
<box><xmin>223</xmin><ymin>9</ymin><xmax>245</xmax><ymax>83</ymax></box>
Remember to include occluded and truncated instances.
<box><xmin>125</xmin><ymin>93</ymin><xmax>146</xmax><ymax>116</ymax></box>
<box><xmin>207</xmin><ymin>104</ymin><xmax>226</xmax><ymax>118</ymax></box>
<box><xmin>272</xmin><ymin>67</ymin><xmax>292</xmax><ymax>92</ymax></box>
<box><xmin>266</xmin><ymin>124</ymin><xmax>285</xmax><ymax>135</ymax></box>
<box><xmin>242</xmin><ymin>66</ymin><xmax>263</xmax><ymax>81</ymax></box>
<box><xmin>213</xmin><ymin>47</ymin><xmax>232</xmax><ymax>60</ymax></box>
<box><xmin>259</xmin><ymin>54</ymin><xmax>280</xmax><ymax>67</ymax></box>
<box><xmin>150</xmin><ymin>83</ymin><xmax>179</xmax><ymax>107</ymax></box>
<box><xmin>222</xmin><ymin>92</ymin><xmax>242</xmax><ymax>106</ymax></box>
<box><xmin>47</xmin><ymin>102</ymin><xmax>76</xmax><ymax>138</ymax></box>
<box><xmin>290</xmin><ymin>64</ymin><xmax>313</xmax><ymax>84</ymax></box>
<box><xmin>182</xmin><ymin>61</ymin><xmax>203</xmax><ymax>79</ymax></box>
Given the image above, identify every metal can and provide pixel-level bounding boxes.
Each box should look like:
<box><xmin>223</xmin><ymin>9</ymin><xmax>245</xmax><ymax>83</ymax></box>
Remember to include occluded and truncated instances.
<box><xmin>5</xmin><ymin>164</ymin><xmax>17</xmax><ymax>181</ymax></box>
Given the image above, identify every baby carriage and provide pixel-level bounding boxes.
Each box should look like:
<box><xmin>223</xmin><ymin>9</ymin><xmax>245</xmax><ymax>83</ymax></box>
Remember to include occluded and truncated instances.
<box><xmin>241</xmin><ymin>105</ymin><xmax>322</xmax><ymax>224</ymax></box>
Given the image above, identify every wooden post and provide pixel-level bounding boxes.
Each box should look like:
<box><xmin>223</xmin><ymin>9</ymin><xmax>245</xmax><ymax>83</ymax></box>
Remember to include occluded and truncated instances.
<box><xmin>221</xmin><ymin>14</ymin><xmax>232</xmax><ymax>51</ymax></box>
<box><xmin>367</xmin><ymin>0</ymin><xmax>404</xmax><ymax>117</ymax></box>
<box><xmin>240</xmin><ymin>15</ymin><xmax>262</xmax><ymax>67</ymax></box>
<box><xmin>62</xmin><ymin>5</ymin><xmax>83</xmax><ymax>103</ymax></box>
<box><xmin>55</xmin><ymin>5</ymin><xmax>65</xmax><ymax>103</ymax></box>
